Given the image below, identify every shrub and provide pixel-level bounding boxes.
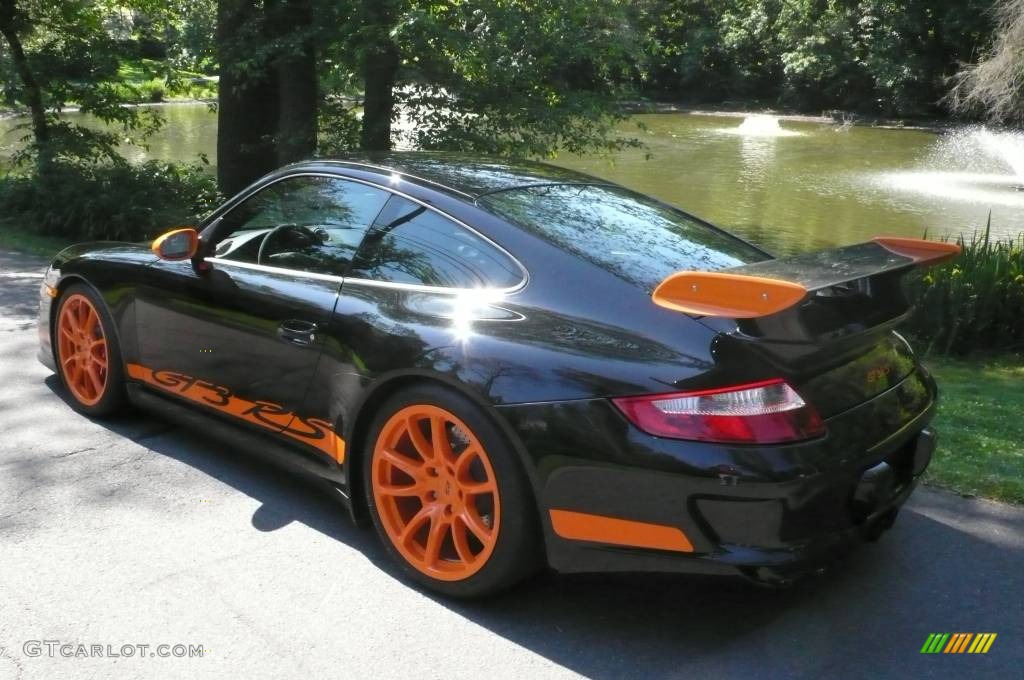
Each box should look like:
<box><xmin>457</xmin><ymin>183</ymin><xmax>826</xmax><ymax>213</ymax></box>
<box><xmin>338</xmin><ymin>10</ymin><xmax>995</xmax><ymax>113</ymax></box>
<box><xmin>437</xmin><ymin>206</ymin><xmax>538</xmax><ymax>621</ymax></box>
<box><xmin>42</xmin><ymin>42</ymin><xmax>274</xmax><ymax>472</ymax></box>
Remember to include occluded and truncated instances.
<box><xmin>139</xmin><ymin>78</ymin><xmax>166</xmax><ymax>103</ymax></box>
<box><xmin>0</xmin><ymin>160</ymin><xmax>222</xmax><ymax>243</ymax></box>
<box><xmin>901</xmin><ymin>220</ymin><xmax>1024</xmax><ymax>356</ymax></box>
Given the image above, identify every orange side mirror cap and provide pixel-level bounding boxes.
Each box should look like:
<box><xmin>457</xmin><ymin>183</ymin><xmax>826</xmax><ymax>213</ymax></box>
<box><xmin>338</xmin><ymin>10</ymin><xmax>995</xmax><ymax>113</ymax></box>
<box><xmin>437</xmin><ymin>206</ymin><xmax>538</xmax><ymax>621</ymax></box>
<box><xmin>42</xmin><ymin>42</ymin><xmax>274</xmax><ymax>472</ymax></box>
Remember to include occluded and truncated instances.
<box><xmin>152</xmin><ymin>227</ymin><xmax>199</xmax><ymax>261</ymax></box>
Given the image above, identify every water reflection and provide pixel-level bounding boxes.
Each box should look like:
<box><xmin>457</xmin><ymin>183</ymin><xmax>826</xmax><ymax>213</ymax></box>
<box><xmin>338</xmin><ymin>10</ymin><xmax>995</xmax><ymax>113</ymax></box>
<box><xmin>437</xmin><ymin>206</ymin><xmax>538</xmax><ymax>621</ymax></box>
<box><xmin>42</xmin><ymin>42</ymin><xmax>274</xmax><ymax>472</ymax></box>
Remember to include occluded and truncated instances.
<box><xmin>557</xmin><ymin>115</ymin><xmax>1024</xmax><ymax>252</ymax></box>
<box><xmin>4</xmin><ymin>106</ymin><xmax>1024</xmax><ymax>252</ymax></box>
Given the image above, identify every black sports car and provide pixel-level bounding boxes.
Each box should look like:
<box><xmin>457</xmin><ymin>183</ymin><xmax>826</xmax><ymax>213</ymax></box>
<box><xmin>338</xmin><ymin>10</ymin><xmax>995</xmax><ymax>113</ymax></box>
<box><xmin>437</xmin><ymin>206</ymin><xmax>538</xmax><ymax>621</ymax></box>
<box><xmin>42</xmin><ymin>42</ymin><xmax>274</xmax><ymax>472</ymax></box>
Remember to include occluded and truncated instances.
<box><xmin>37</xmin><ymin>153</ymin><xmax>958</xmax><ymax>596</ymax></box>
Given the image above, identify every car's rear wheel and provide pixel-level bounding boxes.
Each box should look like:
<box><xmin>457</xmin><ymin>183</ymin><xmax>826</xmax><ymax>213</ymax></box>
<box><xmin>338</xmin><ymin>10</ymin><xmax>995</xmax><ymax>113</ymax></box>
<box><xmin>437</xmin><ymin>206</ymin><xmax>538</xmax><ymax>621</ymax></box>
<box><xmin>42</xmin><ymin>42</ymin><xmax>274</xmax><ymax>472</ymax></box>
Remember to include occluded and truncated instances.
<box><xmin>363</xmin><ymin>385</ymin><xmax>539</xmax><ymax>597</ymax></box>
<box><xmin>54</xmin><ymin>284</ymin><xmax>127</xmax><ymax>417</ymax></box>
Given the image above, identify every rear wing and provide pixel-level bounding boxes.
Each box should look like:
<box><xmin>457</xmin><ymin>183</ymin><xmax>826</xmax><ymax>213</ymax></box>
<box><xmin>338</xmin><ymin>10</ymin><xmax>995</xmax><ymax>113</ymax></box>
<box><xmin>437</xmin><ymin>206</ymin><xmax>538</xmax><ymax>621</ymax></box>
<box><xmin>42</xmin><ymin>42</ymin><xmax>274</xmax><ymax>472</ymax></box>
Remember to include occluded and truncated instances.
<box><xmin>652</xmin><ymin>237</ymin><xmax>960</xmax><ymax>319</ymax></box>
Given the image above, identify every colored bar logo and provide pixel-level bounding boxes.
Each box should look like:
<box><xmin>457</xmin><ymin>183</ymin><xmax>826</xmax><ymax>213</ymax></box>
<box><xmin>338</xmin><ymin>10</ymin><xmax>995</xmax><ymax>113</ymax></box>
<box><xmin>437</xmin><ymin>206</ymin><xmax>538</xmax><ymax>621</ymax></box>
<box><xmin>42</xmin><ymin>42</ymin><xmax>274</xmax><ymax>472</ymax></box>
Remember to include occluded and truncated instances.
<box><xmin>921</xmin><ymin>633</ymin><xmax>997</xmax><ymax>654</ymax></box>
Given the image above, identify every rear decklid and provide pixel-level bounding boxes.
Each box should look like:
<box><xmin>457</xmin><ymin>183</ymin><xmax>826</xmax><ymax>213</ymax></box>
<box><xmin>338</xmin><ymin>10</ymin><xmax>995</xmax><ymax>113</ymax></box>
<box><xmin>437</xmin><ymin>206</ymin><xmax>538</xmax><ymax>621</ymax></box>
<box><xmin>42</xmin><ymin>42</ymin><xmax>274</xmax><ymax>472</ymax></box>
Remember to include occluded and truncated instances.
<box><xmin>652</xmin><ymin>237</ymin><xmax>960</xmax><ymax>417</ymax></box>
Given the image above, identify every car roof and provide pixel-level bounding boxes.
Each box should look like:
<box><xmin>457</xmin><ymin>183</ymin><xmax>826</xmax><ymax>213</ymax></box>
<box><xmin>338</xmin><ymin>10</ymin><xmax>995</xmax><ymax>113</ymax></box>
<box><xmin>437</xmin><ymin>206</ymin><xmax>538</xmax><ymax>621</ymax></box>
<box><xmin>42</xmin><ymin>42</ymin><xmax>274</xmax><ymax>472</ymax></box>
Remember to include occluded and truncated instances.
<box><xmin>286</xmin><ymin>152</ymin><xmax>610</xmax><ymax>200</ymax></box>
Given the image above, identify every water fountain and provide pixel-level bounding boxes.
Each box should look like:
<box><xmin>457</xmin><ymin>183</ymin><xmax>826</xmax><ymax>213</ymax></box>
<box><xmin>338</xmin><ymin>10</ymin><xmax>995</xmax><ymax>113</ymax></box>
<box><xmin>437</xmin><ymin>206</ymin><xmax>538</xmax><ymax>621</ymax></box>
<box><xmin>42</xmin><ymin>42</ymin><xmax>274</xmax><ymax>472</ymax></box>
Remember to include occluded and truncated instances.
<box><xmin>721</xmin><ymin>114</ymin><xmax>802</xmax><ymax>138</ymax></box>
<box><xmin>878</xmin><ymin>126</ymin><xmax>1024</xmax><ymax>205</ymax></box>
<box><xmin>977</xmin><ymin>129</ymin><xmax>1024</xmax><ymax>189</ymax></box>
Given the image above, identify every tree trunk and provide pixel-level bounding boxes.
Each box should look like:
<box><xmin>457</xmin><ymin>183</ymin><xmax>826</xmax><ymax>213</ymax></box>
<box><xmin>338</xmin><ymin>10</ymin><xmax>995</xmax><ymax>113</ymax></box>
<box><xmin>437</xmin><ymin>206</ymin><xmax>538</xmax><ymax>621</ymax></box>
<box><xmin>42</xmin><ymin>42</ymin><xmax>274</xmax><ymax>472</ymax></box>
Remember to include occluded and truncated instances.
<box><xmin>0</xmin><ymin>0</ymin><xmax>51</xmax><ymax>171</ymax></box>
<box><xmin>359</xmin><ymin>0</ymin><xmax>401</xmax><ymax>151</ymax></box>
<box><xmin>216</xmin><ymin>0</ymin><xmax>280</xmax><ymax>196</ymax></box>
<box><xmin>273</xmin><ymin>0</ymin><xmax>318</xmax><ymax>165</ymax></box>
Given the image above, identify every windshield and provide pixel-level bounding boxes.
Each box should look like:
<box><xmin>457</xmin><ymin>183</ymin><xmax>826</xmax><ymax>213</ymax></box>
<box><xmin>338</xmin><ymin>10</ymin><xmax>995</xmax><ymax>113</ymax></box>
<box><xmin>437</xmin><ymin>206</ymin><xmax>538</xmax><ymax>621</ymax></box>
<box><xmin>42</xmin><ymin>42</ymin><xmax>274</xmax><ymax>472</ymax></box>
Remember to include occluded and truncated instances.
<box><xmin>478</xmin><ymin>184</ymin><xmax>766</xmax><ymax>291</ymax></box>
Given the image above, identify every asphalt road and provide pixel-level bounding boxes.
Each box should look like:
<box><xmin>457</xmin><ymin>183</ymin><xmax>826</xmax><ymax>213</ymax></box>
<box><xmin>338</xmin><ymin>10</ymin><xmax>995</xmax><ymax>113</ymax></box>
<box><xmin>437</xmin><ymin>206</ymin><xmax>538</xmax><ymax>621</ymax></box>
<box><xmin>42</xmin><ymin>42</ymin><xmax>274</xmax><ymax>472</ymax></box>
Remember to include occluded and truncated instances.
<box><xmin>1</xmin><ymin>248</ymin><xmax>1022</xmax><ymax>680</ymax></box>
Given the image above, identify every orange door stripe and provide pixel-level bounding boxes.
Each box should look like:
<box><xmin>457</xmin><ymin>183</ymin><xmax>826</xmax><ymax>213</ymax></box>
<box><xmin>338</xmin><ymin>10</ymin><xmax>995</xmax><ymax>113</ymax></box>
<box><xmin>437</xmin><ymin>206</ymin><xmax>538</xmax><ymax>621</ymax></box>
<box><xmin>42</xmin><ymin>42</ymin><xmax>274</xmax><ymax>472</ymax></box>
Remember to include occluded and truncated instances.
<box><xmin>126</xmin><ymin>363</ymin><xmax>345</xmax><ymax>462</ymax></box>
<box><xmin>549</xmin><ymin>509</ymin><xmax>694</xmax><ymax>553</ymax></box>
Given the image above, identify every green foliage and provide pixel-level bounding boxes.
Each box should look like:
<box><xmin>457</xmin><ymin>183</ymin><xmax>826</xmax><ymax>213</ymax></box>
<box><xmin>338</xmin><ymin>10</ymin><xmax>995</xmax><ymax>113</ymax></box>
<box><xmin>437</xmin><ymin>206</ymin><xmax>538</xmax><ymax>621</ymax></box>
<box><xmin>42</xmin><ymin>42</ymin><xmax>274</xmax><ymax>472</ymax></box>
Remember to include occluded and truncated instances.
<box><xmin>902</xmin><ymin>221</ymin><xmax>1024</xmax><ymax>356</ymax></box>
<box><xmin>950</xmin><ymin>0</ymin><xmax>1024</xmax><ymax>123</ymax></box>
<box><xmin>319</xmin><ymin>0</ymin><xmax>644</xmax><ymax>157</ymax></box>
<box><xmin>0</xmin><ymin>0</ymin><xmax>177</xmax><ymax>165</ymax></box>
<box><xmin>0</xmin><ymin>160</ymin><xmax>221</xmax><ymax>242</ymax></box>
<box><xmin>633</xmin><ymin>0</ymin><xmax>995</xmax><ymax>117</ymax></box>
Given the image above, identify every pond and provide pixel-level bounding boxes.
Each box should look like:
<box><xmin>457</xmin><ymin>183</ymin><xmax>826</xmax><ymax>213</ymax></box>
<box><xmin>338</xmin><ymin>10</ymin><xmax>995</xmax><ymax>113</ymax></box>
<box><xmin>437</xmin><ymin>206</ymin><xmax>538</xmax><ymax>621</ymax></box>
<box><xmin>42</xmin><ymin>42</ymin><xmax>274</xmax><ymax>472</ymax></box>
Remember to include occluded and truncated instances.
<box><xmin>3</xmin><ymin>104</ymin><xmax>1023</xmax><ymax>255</ymax></box>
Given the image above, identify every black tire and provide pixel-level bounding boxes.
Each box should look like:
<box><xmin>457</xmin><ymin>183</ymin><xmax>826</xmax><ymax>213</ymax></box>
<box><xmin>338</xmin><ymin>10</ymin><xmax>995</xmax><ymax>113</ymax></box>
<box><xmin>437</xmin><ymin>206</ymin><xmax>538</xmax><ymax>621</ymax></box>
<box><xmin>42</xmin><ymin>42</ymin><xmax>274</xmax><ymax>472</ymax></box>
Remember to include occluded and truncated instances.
<box><xmin>361</xmin><ymin>384</ymin><xmax>541</xmax><ymax>597</ymax></box>
<box><xmin>53</xmin><ymin>283</ymin><xmax>128</xmax><ymax>417</ymax></box>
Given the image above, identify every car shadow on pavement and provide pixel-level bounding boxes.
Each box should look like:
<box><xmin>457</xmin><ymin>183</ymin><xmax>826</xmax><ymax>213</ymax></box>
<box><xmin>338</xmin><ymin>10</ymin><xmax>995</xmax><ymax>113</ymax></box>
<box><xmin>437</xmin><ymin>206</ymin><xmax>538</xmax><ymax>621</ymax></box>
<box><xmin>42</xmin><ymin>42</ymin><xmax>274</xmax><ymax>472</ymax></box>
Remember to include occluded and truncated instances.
<box><xmin>39</xmin><ymin>375</ymin><xmax>1024</xmax><ymax>679</ymax></box>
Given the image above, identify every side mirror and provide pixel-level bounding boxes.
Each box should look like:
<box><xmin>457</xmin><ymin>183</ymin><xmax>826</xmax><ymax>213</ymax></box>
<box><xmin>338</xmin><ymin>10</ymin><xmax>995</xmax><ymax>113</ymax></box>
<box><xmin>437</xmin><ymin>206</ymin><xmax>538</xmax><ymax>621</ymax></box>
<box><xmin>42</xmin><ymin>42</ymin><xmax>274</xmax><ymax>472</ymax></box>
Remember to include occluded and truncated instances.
<box><xmin>151</xmin><ymin>228</ymin><xmax>199</xmax><ymax>261</ymax></box>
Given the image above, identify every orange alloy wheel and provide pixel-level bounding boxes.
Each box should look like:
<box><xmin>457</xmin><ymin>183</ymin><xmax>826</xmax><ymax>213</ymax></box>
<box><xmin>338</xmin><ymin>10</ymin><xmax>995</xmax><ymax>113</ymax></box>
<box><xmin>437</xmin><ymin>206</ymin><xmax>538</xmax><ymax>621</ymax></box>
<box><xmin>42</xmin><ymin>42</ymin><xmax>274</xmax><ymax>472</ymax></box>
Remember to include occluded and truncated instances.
<box><xmin>56</xmin><ymin>294</ymin><xmax>109</xmax><ymax>406</ymax></box>
<box><xmin>371</xmin><ymin>404</ymin><xmax>501</xmax><ymax>581</ymax></box>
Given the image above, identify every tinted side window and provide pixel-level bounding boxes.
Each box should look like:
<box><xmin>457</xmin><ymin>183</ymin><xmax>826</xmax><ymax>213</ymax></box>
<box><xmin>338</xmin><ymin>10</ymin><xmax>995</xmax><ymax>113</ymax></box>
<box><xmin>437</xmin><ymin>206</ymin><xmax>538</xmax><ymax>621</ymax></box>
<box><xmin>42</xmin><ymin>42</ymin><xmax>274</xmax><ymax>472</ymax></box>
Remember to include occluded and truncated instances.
<box><xmin>478</xmin><ymin>184</ymin><xmax>766</xmax><ymax>291</ymax></box>
<box><xmin>212</xmin><ymin>176</ymin><xmax>389</xmax><ymax>276</ymax></box>
<box><xmin>349</xmin><ymin>196</ymin><xmax>522</xmax><ymax>289</ymax></box>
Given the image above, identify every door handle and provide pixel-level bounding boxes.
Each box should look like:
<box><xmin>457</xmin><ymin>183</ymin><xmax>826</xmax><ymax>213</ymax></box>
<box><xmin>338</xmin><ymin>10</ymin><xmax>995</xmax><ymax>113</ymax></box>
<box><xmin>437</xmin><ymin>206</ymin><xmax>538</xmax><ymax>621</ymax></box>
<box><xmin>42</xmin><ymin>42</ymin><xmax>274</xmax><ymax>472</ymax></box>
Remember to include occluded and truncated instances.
<box><xmin>277</xmin><ymin>320</ymin><xmax>319</xmax><ymax>346</ymax></box>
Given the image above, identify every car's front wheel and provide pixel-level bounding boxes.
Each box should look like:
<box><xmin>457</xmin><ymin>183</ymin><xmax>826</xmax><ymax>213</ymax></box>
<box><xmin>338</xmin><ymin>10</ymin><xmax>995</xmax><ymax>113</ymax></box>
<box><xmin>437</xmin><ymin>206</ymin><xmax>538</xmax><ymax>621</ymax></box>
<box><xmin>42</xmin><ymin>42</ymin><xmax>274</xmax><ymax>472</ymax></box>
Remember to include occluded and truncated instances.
<box><xmin>54</xmin><ymin>283</ymin><xmax>127</xmax><ymax>417</ymax></box>
<box><xmin>362</xmin><ymin>385</ymin><xmax>540</xmax><ymax>597</ymax></box>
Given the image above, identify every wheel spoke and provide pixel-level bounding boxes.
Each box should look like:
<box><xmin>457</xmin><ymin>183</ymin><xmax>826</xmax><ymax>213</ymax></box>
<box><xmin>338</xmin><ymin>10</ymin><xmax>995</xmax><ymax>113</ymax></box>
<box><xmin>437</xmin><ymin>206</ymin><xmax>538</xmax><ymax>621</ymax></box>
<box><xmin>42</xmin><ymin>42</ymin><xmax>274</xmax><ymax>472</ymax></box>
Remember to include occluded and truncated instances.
<box><xmin>90</xmin><ymin>343</ymin><xmax>108</xmax><ymax>369</ymax></box>
<box><xmin>378</xmin><ymin>447</ymin><xmax>424</xmax><ymax>478</ymax></box>
<box><xmin>59</xmin><ymin>326</ymin><xmax>75</xmax><ymax>342</ymax></box>
<box><xmin>450</xmin><ymin>517</ymin><xmax>476</xmax><ymax>564</ymax></box>
<box><xmin>454</xmin><ymin>445</ymin><xmax>482</xmax><ymax>477</ymax></box>
<box><xmin>422</xmin><ymin>511</ymin><xmax>449</xmax><ymax>567</ymax></box>
<box><xmin>61</xmin><ymin>312</ymin><xmax>75</xmax><ymax>336</ymax></box>
<box><xmin>85</xmin><ymin>364</ymin><xmax>103</xmax><ymax>395</ymax></box>
<box><xmin>406</xmin><ymin>416</ymin><xmax>435</xmax><ymax>462</ymax></box>
<box><xmin>84</xmin><ymin>307</ymin><xmax>99</xmax><ymax>336</ymax></box>
<box><xmin>459</xmin><ymin>478</ymin><xmax>496</xmax><ymax>497</ymax></box>
<box><xmin>73</xmin><ymin>300</ymin><xmax>87</xmax><ymax>330</ymax></box>
<box><xmin>398</xmin><ymin>505</ymin><xmax>432</xmax><ymax>548</ymax></box>
<box><xmin>375</xmin><ymin>479</ymin><xmax>427</xmax><ymax>497</ymax></box>
<box><xmin>430</xmin><ymin>415</ymin><xmax>454</xmax><ymax>463</ymax></box>
<box><xmin>459</xmin><ymin>507</ymin><xmax>493</xmax><ymax>544</ymax></box>
<box><xmin>65</xmin><ymin>359</ymin><xmax>81</xmax><ymax>383</ymax></box>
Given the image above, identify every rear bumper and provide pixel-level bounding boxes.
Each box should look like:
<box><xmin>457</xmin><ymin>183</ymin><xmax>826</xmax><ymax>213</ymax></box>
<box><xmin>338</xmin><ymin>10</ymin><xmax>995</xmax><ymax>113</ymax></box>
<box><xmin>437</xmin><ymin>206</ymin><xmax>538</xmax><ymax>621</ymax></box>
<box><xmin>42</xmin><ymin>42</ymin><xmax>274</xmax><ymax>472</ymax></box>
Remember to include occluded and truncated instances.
<box><xmin>498</xmin><ymin>367</ymin><xmax>937</xmax><ymax>583</ymax></box>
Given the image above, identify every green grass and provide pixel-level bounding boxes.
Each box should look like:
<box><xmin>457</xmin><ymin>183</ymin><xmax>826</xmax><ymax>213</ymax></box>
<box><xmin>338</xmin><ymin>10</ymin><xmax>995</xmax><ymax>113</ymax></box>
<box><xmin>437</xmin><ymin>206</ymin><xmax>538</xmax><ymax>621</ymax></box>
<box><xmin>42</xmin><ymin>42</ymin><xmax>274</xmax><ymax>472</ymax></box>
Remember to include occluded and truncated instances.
<box><xmin>0</xmin><ymin>222</ymin><xmax>72</xmax><ymax>258</ymax></box>
<box><xmin>925</xmin><ymin>357</ymin><xmax>1024</xmax><ymax>504</ymax></box>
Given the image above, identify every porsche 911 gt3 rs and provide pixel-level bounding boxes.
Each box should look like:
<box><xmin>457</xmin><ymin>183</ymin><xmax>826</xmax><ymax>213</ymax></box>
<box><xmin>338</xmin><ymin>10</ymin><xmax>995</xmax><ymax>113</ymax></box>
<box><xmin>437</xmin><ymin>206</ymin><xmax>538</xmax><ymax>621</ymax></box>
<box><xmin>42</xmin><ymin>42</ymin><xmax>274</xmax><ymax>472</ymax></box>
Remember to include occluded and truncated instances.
<box><xmin>37</xmin><ymin>153</ymin><xmax>957</xmax><ymax>596</ymax></box>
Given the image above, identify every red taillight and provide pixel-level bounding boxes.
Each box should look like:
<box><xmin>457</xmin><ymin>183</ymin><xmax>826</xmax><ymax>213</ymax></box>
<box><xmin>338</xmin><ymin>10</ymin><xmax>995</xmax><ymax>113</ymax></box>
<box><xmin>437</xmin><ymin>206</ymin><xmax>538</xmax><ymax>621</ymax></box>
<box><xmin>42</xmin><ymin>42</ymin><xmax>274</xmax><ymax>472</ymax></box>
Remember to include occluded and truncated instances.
<box><xmin>611</xmin><ymin>379</ymin><xmax>825</xmax><ymax>444</ymax></box>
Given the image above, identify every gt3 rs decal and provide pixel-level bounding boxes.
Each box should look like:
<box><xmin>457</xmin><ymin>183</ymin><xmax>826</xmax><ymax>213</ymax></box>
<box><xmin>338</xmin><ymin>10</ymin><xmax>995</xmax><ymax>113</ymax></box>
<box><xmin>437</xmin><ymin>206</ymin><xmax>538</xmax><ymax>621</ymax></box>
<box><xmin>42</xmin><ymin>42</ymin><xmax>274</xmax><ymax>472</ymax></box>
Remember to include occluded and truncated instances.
<box><xmin>125</xmin><ymin>363</ymin><xmax>345</xmax><ymax>463</ymax></box>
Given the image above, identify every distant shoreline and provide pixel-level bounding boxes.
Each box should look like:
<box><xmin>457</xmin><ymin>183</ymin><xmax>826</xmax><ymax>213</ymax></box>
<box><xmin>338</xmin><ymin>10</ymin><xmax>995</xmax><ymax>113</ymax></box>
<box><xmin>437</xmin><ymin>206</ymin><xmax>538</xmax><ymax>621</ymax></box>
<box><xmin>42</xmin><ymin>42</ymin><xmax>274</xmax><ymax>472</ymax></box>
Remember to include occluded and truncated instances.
<box><xmin>0</xmin><ymin>98</ymin><xmax>215</xmax><ymax>121</ymax></box>
<box><xmin>1</xmin><ymin>97</ymin><xmax>991</xmax><ymax>135</ymax></box>
<box><xmin>619</xmin><ymin>100</ymin><xmax>969</xmax><ymax>133</ymax></box>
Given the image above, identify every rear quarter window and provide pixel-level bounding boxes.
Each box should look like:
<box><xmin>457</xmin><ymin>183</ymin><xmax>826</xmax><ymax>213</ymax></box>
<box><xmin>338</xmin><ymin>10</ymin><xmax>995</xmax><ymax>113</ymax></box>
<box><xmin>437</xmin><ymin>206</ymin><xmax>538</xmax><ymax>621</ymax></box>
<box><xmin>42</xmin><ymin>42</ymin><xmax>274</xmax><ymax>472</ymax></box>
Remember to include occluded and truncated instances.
<box><xmin>478</xmin><ymin>184</ymin><xmax>765</xmax><ymax>291</ymax></box>
<box><xmin>349</xmin><ymin>196</ymin><xmax>523</xmax><ymax>289</ymax></box>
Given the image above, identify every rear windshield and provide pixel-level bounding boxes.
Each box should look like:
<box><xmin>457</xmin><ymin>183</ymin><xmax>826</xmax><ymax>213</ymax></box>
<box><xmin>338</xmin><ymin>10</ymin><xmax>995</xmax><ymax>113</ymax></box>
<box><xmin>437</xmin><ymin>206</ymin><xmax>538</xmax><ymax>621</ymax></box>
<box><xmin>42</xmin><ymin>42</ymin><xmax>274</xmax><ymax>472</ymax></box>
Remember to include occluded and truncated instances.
<box><xmin>478</xmin><ymin>184</ymin><xmax>765</xmax><ymax>291</ymax></box>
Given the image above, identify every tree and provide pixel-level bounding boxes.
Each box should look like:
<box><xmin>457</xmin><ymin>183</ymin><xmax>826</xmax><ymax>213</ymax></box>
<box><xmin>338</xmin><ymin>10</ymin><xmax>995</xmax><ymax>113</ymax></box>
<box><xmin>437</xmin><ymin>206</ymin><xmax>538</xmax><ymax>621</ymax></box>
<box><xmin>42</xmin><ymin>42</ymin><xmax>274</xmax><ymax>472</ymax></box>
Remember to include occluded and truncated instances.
<box><xmin>0</xmin><ymin>0</ymin><xmax>48</xmax><ymax>167</ymax></box>
<box><xmin>0</xmin><ymin>0</ymin><xmax>166</xmax><ymax>171</ymax></box>
<box><xmin>949</xmin><ymin>0</ymin><xmax>1024</xmax><ymax>122</ymax></box>
<box><xmin>340</xmin><ymin>0</ymin><xmax>641</xmax><ymax>156</ymax></box>
<box><xmin>628</xmin><ymin>0</ymin><xmax>994</xmax><ymax>118</ymax></box>
<box><xmin>215</xmin><ymin>0</ymin><xmax>641</xmax><ymax>192</ymax></box>
<box><xmin>216</xmin><ymin>0</ymin><xmax>328</xmax><ymax>194</ymax></box>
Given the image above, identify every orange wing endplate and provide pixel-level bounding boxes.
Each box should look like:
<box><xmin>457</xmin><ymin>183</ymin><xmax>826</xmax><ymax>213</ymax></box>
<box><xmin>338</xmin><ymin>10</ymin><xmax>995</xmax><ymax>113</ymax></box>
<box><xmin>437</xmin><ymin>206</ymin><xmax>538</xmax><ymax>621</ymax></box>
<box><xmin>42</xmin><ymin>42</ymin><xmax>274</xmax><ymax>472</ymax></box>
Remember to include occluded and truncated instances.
<box><xmin>652</xmin><ymin>271</ymin><xmax>807</xmax><ymax>319</ymax></box>
<box><xmin>872</xmin><ymin>236</ymin><xmax>961</xmax><ymax>265</ymax></box>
